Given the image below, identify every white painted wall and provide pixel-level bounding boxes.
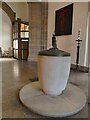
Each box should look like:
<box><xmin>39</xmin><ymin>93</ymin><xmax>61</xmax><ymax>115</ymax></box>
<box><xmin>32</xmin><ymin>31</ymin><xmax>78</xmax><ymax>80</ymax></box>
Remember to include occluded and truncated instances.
<box><xmin>0</xmin><ymin>8</ymin><xmax>12</xmax><ymax>53</ymax></box>
<box><xmin>84</xmin><ymin>12</ymin><xmax>89</xmax><ymax>67</ymax></box>
<box><xmin>48</xmin><ymin>2</ymin><xmax>88</xmax><ymax>67</ymax></box>
<box><xmin>0</xmin><ymin>8</ymin><xmax>2</xmax><ymax>50</ymax></box>
<box><xmin>7</xmin><ymin>2</ymin><xmax>29</xmax><ymax>22</ymax></box>
<box><xmin>88</xmin><ymin>11</ymin><xmax>90</xmax><ymax>68</ymax></box>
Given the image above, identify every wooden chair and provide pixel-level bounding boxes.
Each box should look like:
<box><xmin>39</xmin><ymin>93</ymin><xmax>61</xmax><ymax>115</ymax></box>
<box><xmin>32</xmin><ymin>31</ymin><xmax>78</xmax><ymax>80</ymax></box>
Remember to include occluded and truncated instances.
<box><xmin>8</xmin><ymin>47</ymin><xmax>13</xmax><ymax>57</ymax></box>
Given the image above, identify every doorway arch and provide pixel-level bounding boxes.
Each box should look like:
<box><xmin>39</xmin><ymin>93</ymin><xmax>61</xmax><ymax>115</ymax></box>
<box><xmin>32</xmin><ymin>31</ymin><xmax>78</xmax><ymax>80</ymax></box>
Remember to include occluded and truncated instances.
<box><xmin>0</xmin><ymin>2</ymin><xmax>16</xmax><ymax>55</ymax></box>
<box><xmin>2</xmin><ymin>2</ymin><xmax>16</xmax><ymax>23</ymax></box>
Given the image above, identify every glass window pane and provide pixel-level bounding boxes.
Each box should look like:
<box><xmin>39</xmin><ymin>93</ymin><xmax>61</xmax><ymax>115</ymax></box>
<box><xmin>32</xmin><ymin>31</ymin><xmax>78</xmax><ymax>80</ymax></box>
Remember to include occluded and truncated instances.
<box><xmin>13</xmin><ymin>40</ymin><xmax>16</xmax><ymax>48</ymax></box>
<box><xmin>25</xmin><ymin>32</ymin><xmax>29</xmax><ymax>37</ymax></box>
<box><xmin>16</xmin><ymin>40</ymin><xmax>18</xmax><ymax>49</ymax></box>
<box><xmin>16</xmin><ymin>50</ymin><xmax>18</xmax><ymax>58</ymax></box>
<box><xmin>27</xmin><ymin>26</ymin><xmax>29</xmax><ymax>30</ymax></box>
<box><xmin>22</xmin><ymin>39</ymin><xmax>28</xmax><ymax>41</ymax></box>
<box><xmin>21</xmin><ymin>23</ymin><xmax>25</xmax><ymax>31</ymax></box>
<box><xmin>25</xmin><ymin>25</ymin><xmax>29</xmax><ymax>30</ymax></box>
<box><xmin>21</xmin><ymin>32</ymin><xmax>25</xmax><ymax>38</ymax></box>
<box><xmin>14</xmin><ymin>33</ymin><xmax>17</xmax><ymax>38</ymax></box>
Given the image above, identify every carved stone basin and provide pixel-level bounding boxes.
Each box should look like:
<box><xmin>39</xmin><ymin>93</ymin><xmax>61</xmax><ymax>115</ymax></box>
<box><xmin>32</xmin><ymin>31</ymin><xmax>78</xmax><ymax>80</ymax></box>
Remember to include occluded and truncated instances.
<box><xmin>19</xmin><ymin>35</ymin><xmax>86</xmax><ymax>117</ymax></box>
<box><xmin>38</xmin><ymin>35</ymin><xmax>71</xmax><ymax>96</ymax></box>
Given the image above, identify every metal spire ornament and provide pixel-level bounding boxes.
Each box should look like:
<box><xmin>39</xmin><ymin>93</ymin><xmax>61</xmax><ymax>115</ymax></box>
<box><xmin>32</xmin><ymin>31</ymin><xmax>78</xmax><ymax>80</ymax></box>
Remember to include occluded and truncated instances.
<box><xmin>76</xmin><ymin>29</ymin><xmax>82</xmax><ymax>68</ymax></box>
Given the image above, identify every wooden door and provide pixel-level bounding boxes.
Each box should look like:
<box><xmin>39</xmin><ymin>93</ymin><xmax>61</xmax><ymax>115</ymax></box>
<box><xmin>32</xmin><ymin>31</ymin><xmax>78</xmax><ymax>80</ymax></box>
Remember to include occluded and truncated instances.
<box><xmin>21</xmin><ymin>41</ymin><xmax>28</xmax><ymax>60</ymax></box>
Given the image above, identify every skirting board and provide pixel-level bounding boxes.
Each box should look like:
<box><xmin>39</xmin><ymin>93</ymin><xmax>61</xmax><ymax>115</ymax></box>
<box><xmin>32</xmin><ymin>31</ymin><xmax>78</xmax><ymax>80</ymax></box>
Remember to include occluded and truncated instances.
<box><xmin>71</xmin><ymin>64</ymin><xmax>89</xmax><ymax>73</ymax></box>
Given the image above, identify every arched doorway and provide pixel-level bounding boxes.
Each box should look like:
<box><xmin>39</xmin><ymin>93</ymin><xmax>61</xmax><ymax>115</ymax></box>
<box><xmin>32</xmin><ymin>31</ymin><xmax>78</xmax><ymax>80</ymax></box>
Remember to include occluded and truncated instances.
<box><xmin>0</xmin><ymin>2</ymin><xmax>16</xmax><ymax>57</ymax></box>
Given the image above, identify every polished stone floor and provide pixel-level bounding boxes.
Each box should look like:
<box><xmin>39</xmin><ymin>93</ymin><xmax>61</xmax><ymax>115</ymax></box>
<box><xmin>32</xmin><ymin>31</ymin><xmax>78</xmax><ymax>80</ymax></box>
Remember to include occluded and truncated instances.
<box><xmin>0</xmin><ymin>58</ymin><xmax>89</xmax><ymax>118</ymax></box>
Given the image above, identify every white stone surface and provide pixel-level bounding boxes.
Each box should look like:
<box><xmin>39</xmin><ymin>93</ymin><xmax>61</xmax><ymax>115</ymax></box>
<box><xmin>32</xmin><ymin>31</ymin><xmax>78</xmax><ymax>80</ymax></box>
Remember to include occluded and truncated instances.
<box><xmin>19</xmin><ymin>81</ymin><xmax>86</xmax><ymax>117</ymax></box>
<box><xmin>38</xmin><ymin>56</ymin><xmax>71</xmax><ymax>96</ymax></box>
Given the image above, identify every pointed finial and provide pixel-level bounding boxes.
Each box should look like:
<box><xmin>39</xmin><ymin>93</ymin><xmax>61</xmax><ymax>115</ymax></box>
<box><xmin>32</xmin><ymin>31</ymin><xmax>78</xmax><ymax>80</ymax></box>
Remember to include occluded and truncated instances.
<box><xmin>52</xmin><ymin>34</ymin><xmax>57</xmax><ymax>49</ymax></box>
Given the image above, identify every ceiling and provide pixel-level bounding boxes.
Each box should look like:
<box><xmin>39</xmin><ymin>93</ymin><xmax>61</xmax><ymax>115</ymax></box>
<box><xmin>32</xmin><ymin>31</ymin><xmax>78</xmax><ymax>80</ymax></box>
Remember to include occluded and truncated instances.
<box><xmin>3</xmin><ymin>0</ymin><xmax>90</xmax><ymax>2</ymax></box>
<box><xmin>3</xmin><ymin>0</ymin><xmax>42</xmax><ymax>2</ymax></box>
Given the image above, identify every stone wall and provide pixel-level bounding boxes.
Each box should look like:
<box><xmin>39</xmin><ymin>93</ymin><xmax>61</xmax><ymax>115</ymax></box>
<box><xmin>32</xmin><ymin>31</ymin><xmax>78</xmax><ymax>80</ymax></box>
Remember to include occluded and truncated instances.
<box><xmin>28</xmin><ymin>2</ymin><xmax>48</xmax><ymax>61</ymax></box>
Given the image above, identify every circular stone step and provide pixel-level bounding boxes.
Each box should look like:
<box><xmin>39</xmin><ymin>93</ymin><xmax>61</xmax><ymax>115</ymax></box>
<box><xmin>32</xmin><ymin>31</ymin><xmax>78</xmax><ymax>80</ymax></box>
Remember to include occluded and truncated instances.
<box><xmin>19</xmin><ymin>81</ymin><xmax>86</xmax><ymax>117</ymax></box>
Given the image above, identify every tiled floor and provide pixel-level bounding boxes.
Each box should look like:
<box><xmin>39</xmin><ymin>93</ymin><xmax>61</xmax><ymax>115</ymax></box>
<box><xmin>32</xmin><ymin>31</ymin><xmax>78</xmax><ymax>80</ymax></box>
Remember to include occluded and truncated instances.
<box><xmin>0</xmin><ymin>59</ymin><xmax>2</xmax><ymax>120</ymax></box>
<box><xmin>1</xmin><ymin>58</ymin><xmax>89</xmax><ymax>118</ymax></box>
